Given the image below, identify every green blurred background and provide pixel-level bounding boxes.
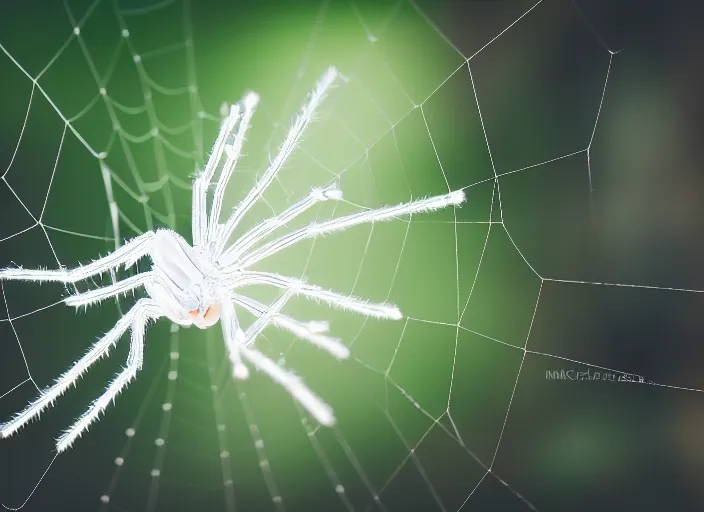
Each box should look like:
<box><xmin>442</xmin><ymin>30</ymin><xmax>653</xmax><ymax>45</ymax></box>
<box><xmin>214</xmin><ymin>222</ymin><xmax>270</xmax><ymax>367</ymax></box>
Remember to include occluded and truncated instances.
<box><xmin>1</xmin><ymin>0</ymin><xmax>704</xmax><ymax>511</ymax></box>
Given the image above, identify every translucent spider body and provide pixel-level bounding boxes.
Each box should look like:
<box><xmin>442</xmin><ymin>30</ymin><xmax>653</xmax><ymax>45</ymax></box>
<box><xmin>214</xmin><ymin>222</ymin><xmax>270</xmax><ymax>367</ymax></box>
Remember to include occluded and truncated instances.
<box><xmin>0</xmin><ymin>67</ymin><xmax>465</xmax><ymax>452</ymax></box>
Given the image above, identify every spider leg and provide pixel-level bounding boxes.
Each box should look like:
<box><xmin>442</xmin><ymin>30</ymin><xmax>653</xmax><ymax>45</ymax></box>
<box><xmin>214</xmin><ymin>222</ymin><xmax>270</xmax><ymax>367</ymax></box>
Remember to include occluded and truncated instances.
<box><xmin>64</xmin><ymin>271</ymin><xmax>154</xmax><ymax>309</ymax></box>
<box><xmin>218</xmin><ymin>184</ymin><xmax>342</xmax><ymax>267</ymax></box>
<box><xmin>192</xmin><ymin>104</ymin><xmax>241</xmax><ymax>248</ymax></box>
<box><xmin>230</xmin><ymin>270</ymin><xmax>402</xmax><ymax>320</ymax></box>
<box><xmin>212</xmin><ymin>67</ymin><xmax>338</xmax><ymax>258</ymax></box>
<box><xmin>0</xmin><ymin>231</ymin><xmax>156</xmax><ymax>284</ymax></box>
<box><xmin>220</xmin><ymin>297</ymin><xmax>249</xmax><ymax>380</ymax></box>
<box><xmin>0</xmin><ymin>299</ymin><xmax>152</xmax><ymax>439</ymax></box>
<box><xmin>206</xmin><ymin>93</ymin><xmax>259</xmax><ymax>245</ymax></box>
<box><xmin>222</xmin><ymin>289</ymin><xmax>294</xmax><ymax>380</ymax></box>
<box><xmin>232</xmin><ymin>290</ymin><xmax>335</xmax><ymax>425</ymax></box>
<box><xmin>240</xmin><ymin>340</ymin><xmax>335</xmax><ymax>426</ymax></box>
<box><xmin>63</xmin><ymin>228</ymin><xmax>210</xmax><ymax>310</ymax></box>
<box><xmin>55</xmin><ymin>299</ymin><xmax>161</xmax><ymax>452</ymax></box>
<box><xmin>232</xmin><ymin>293</ymin><xmax>348</xmax><ymax>359</ymax></box>
<box><xmin>237</xmin><ymin>190</ymin><xmax>466</xmax><ymax>269</ymax></box>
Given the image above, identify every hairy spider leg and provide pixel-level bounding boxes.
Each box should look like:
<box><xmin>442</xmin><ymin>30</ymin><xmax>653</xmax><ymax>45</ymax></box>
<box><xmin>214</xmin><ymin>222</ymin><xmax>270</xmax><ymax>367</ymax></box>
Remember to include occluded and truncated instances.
<box><xmin>218</xmin><ymin>184</ymin><xmax>342</xmax><ymax>267</ymax></box>
<box><xmin>219</xmin><ymin>190</ymin><xmax>466</xmax><ymax>327</ymax></box>
<box><xmin>212</xmin><ymin>66</ymin><xmax>338</xmax><ymax>258</ymax></box>
<box><xmin>0</xmin><ymin>299</ymin><xmax>155</xmax><ymax>439</ymax></box>
<box><xmin>64</xmin><ymin>271</ymin><xmax>155</xmax><ymax>309</ymax></box>
<box><xmin>236</xmin><ymin>190</ymin><xmax>466</xmax><ymax>270</ymax></box>
<box><xmin>220</xmin><ymin>297</ymin><xmax>249</xmax><ymax>380</ymax></box>
<box><xmin>63</xmin><ymin>229</ymin><xmax>216</xmax><ymax>321</ymax></box>
<box><xmin>192</xmin><ymin>105</ymin><xmax>241</xmax><ymax>248</ymax></box>
<box><xmin>0</xmin><ymin>231</ymin><xmax>156</xmax><ymax>284</ymax></box>
<box><xmin>56</xmin><ymin>299</ymin><xmax>162</xmax><ymax>452</ymax></box>
<box><xmin>229</xmin><ymin>271</ymin><xmax>401</xmax><ymax>319</ymax></box>
<box><xmin>229</xmin><ymin>289</ymin><xmax>335</xmax><ymax>425</ymax></box>
<box><xmin>231</xmin><ymin>293</ymin><xmax>348</xmax><ymax>359</ymax></box>
<box><xmin>206</xmin><ymin>92</ymin><xmax>259</xmax><ymax>246</ymax></box>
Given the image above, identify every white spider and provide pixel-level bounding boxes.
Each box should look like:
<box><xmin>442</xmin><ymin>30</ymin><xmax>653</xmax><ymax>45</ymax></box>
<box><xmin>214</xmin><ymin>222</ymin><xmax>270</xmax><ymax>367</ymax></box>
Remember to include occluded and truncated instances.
<box><xmin>0</xmin><ymin>67</ymin><xmax>465</xmax><ymax>453</ymax></box>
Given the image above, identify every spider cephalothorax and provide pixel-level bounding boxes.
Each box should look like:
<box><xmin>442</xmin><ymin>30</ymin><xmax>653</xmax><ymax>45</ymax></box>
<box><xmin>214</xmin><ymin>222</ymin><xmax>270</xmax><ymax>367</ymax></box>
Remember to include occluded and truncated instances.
<box><xmin>0</xmin><ymin>66</ymin><xmax>465</xmax><ymax>452</ymax></box>
<box><xmin>147</xmin><ymin>229</ymin><xmax>224</xmax><ymax>329</ymax></box>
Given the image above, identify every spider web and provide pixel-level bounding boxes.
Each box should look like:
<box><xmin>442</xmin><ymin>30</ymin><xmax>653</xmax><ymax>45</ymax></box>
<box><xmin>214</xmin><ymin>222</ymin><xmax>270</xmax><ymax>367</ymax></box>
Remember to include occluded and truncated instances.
<box><xmin>1</xmin><ymin>0</ymin><xmax>703</xmax><ymax>511</ymax></box>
